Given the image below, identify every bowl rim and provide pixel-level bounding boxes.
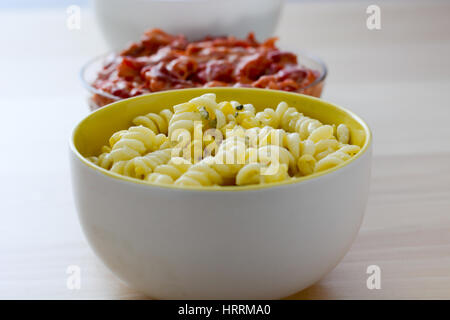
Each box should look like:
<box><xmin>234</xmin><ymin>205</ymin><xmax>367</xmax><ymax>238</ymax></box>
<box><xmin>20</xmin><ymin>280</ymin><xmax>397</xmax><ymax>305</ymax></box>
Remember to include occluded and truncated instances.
<box><xmin>70</xmin><ymin>87</ymin><xmax>372</xmax><ymax>192</ymax></box>
<box><xmin>79</xmin><ymin>50</ymin><xmax>328</xmax><ymax>102</ymax></box>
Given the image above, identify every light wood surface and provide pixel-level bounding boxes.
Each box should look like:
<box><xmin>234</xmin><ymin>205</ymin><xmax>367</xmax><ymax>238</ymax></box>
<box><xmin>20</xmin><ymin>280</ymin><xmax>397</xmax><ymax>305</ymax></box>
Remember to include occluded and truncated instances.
<box><xmin>1</xmin><ymin>0</ymin><xmax>450</xmax><ymax>299</ymax></box>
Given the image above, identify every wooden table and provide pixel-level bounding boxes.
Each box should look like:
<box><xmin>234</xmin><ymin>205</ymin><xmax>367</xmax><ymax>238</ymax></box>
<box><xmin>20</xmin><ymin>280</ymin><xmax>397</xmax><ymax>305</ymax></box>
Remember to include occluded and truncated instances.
<box><xmin>1</xmin><ymin>0</ymin><xmax>449</xmax><ymax>299</ymax></box>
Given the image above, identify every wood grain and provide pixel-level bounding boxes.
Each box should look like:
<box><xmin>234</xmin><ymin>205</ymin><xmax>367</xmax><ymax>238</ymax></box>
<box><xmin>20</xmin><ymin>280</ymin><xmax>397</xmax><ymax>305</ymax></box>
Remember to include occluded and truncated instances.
<box><xmin>1</xmin><ymin>0</ymin><xmax>449</xmax><ymax>299</ymax></box>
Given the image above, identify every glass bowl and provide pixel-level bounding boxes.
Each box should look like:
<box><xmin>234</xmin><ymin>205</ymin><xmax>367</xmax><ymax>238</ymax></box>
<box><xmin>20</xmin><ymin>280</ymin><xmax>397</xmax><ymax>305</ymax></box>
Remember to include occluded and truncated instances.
<box><xmin>80</xmin><ymin>51</ymin><xmax>327</xmax><ymax>111</ymax></box>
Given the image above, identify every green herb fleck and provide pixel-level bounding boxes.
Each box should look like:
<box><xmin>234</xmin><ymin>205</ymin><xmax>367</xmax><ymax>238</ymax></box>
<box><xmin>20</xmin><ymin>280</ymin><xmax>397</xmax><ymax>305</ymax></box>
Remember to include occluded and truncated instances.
<box><xmin>199</xmin><ymin>106</ymin><xmax>209</xmax><ymax>120</ymax></box>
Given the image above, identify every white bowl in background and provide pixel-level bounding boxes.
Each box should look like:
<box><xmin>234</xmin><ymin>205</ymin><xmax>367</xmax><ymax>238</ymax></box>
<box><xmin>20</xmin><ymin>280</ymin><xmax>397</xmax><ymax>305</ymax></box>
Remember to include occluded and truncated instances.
<box><xmin>70</xmin><ymin>88</ymin><xmax>372</xmax><ymax>299</ymax></box>
<box><xmin>92</xmin><ymin>0</ymin><xmax>284</xmax><ymax>49</ymax></box>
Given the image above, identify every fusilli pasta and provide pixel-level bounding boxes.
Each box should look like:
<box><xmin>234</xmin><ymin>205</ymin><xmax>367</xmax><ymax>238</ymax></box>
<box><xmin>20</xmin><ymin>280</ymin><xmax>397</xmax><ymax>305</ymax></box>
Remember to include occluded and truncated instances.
<box><xmin>132</xmin><ymin>109</ymin><xmax>173</xmax><ymax>135</ymax></box>
<box><xmin>89</xmin><ymin>93</ymin><xmax>361</xmax><ymax>188</ymax></box>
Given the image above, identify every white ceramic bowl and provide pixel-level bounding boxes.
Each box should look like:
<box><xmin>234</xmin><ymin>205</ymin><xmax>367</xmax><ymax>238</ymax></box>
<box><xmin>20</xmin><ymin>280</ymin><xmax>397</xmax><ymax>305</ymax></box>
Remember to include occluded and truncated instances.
<box><xmin>70</xmin><ymin>88</ymin><xmax>372</xmax><ymax>299</ymax></box>
<box><xmin>92</xmin><ymin>0</ymin><xmax>284</xmax><ymax>49</ymax></box>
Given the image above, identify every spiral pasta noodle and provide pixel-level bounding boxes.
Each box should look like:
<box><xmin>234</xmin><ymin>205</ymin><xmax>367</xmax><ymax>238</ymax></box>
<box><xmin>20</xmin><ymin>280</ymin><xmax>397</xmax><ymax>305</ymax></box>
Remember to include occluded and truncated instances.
<box><xmin>256</xmin><ymin>101</ymin><xmax>323</xmax><ymax>140</ymax></box>
<box><xmin>146</xmin><ymin>157</ymin><xmax>192</xmax><ymax>184</ymax></box>
<box><xmin>110</xmin><ymin>148</ymin><xmax>172</xmax><ymax>179</ymax></box>
<box><xmin>93</xmin><ymin>126</ymin><xmax>160</xmax><ymax>170</ymax></box>
<box><xmin>132</xmin><ymin>109</ymin><xmax>173</xmax><ymax>135</ymax></box>
<box><xmin>236</xmin><ymin>163</ymin><xmax>289</xmax><ymax>186</ymax></box>
<box><xmin>175</xmin><ymin>157</ymin><xmax>226</xmax><ymax>187</ymax></box>
<box><xmin>315</xmin><ymin>145</ymin><xmax>360</xmax><ymax>172</ymax></box>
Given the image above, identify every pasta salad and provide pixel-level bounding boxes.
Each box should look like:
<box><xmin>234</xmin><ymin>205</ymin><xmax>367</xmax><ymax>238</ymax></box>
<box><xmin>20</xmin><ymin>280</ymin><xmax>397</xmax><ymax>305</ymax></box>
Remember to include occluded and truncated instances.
<box><xmin>89</xmin><ymin>94</ymin><xmax>361</xmax><ymax>187</ymax></box>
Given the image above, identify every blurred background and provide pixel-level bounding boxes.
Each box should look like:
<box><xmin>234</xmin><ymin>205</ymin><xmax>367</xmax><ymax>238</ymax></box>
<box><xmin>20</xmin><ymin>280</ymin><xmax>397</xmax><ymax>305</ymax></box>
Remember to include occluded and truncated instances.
<box><xmin>1</xmin><ymin>0</ymin><xmax>449</xmax><ymax>299</ymax></box>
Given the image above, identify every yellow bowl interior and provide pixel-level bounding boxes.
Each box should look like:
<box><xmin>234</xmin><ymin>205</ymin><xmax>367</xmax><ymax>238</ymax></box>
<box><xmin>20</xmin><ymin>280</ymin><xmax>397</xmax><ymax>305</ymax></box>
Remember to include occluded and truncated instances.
<box><xmin>72</xmin><ymin>88</ymin><xmax>371</xmax><ymax>190</ymax></box>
